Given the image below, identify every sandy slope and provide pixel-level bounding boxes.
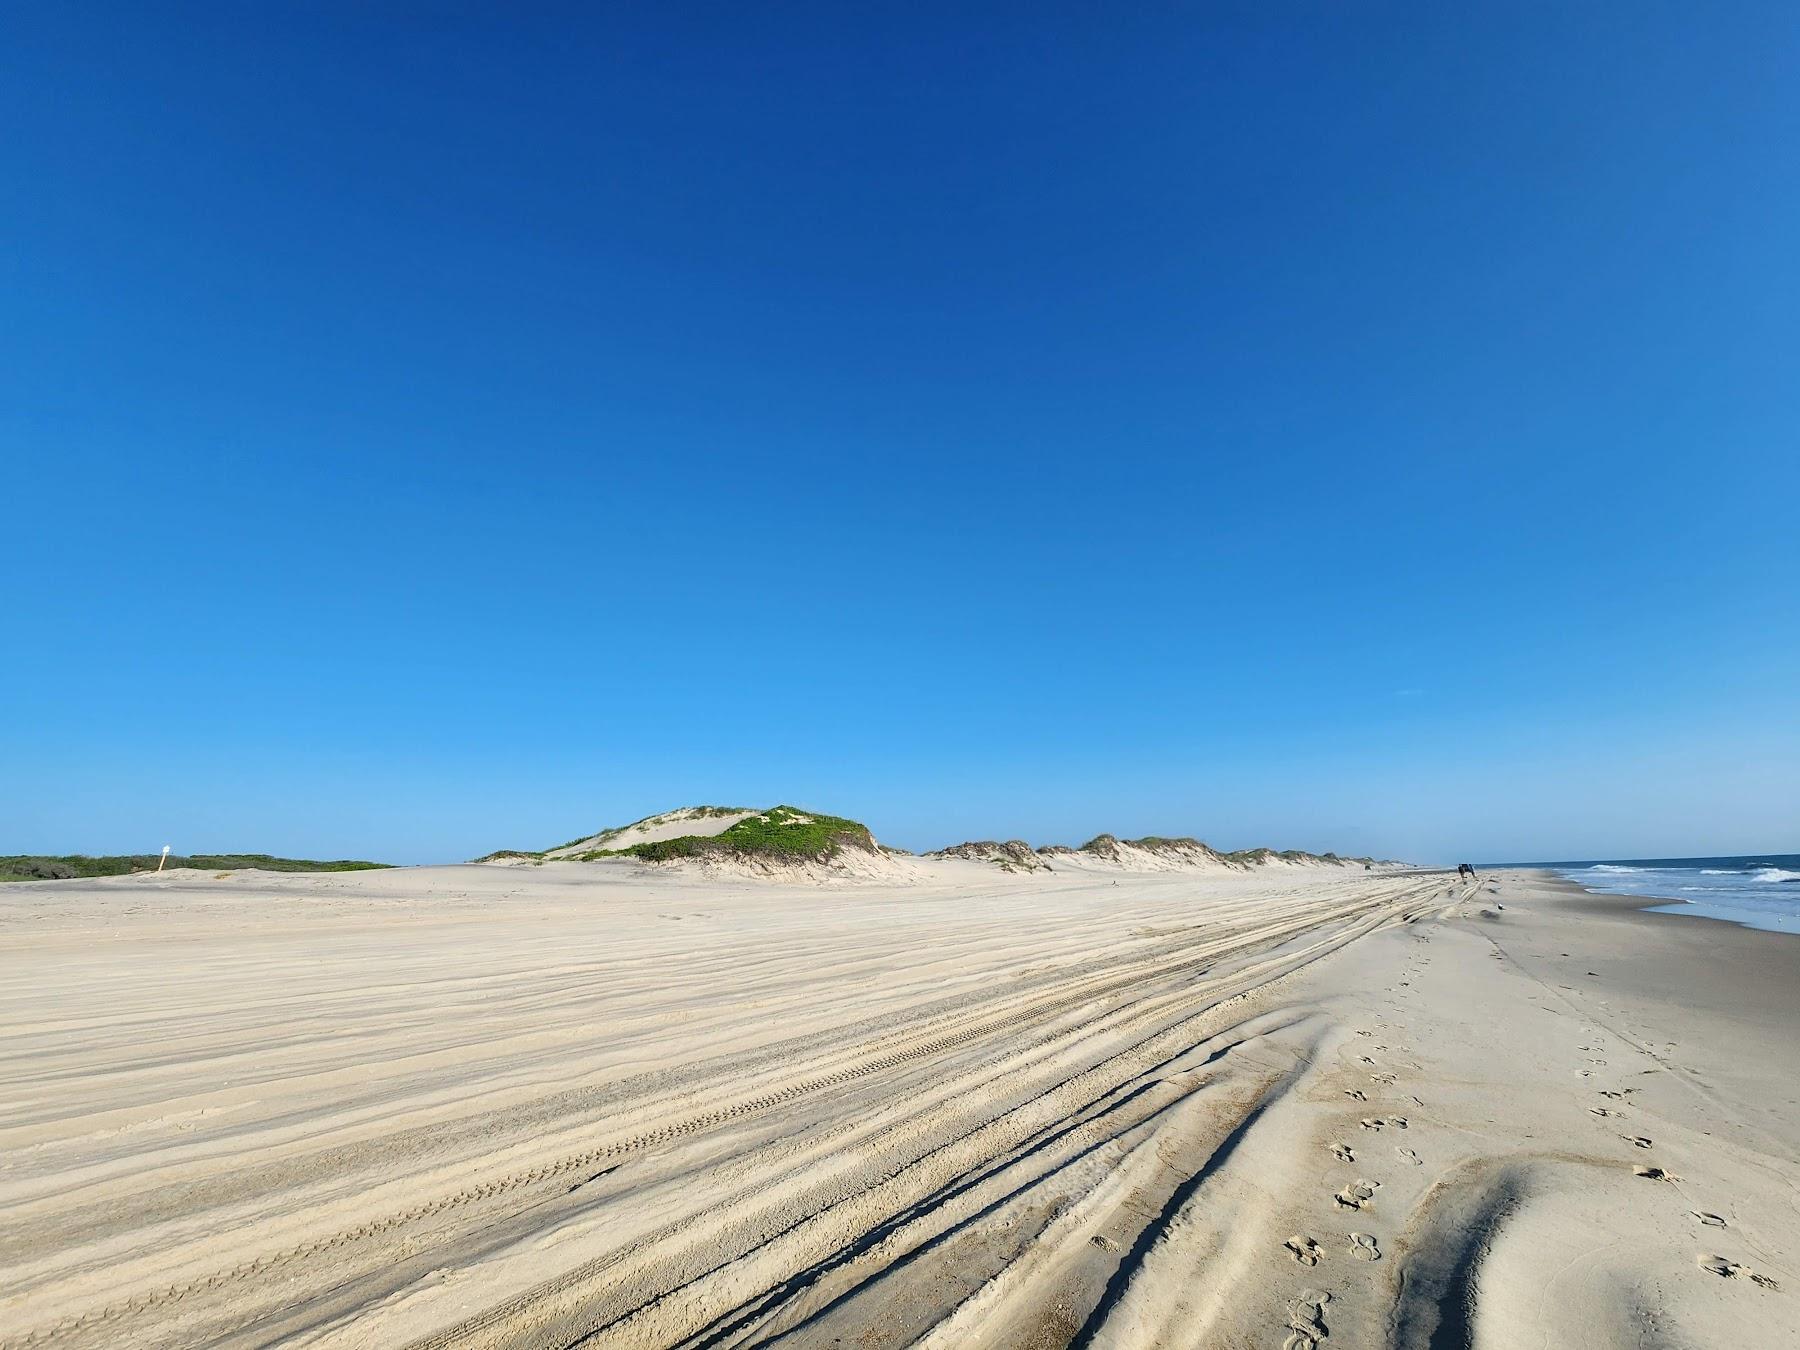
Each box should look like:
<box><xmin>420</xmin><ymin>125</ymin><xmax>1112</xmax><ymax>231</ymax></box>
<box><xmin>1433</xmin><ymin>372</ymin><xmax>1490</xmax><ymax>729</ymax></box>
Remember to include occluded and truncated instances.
<box><xmin>542</xmin><ymin>808</ymin><xmax>758</xmax><ymax>858</ymax></box>
<box><xmin>0</xmin><ymin>864</ymin><xmax>1793</xmax><ymax>1348</ymax></box>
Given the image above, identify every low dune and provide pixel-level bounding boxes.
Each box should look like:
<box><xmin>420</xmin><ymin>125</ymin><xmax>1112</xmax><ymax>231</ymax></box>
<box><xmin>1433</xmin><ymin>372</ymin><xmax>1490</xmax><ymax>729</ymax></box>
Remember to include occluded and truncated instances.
<box><xmin>1</xmin><ymin>863</ymin><xmax>1793</xmax><ymax>1347</ymax></box>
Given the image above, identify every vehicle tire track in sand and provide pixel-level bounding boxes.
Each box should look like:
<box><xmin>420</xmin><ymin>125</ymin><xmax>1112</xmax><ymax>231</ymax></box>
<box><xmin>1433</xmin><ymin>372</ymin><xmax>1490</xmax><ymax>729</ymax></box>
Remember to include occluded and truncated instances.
<box><xmin>395</xmin><ymin>904</ymin><xmax>1429</xmax><ymax>1350</ymax></box>
<box><xmin>2</xmin><ymin>883</ymin><xmax>1426</xmax><ymax>1264</ymax></box>
<box><xmin>3</xmin><ymin>878</ymin><xmax>1447</xmax><ymax>1350</ymax></box>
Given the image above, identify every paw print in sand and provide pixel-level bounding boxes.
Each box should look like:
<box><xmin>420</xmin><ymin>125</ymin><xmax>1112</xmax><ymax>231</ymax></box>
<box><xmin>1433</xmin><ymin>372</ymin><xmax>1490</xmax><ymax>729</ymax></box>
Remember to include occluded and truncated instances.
<box><xmin>1334</xmin><ymin>1179</ymin><xmax>1380</xmax><ymax>1211</ymax></box>
<box><xmin>1282</xmin><ymin>1288</ymin><xmax>1331</xmax><ymax>1349</ymax></box>
<box><xmin>1283</xmin><ymin>1235</ymin><xmax>1322</xmax><ymax>1266</ymax></box>
<box><xmin>1699</xmin><ymin>1254</ymin><xmax>1778</xmax><ymax>1289</ymax></box>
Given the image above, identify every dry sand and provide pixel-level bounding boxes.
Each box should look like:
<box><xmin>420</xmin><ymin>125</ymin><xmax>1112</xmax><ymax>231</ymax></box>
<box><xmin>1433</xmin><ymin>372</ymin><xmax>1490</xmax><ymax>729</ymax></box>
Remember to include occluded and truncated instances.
<box><xmin>1</xmin><ymin>861</ymin><xmax>1795</xmax><ymax>1347</ymax></box>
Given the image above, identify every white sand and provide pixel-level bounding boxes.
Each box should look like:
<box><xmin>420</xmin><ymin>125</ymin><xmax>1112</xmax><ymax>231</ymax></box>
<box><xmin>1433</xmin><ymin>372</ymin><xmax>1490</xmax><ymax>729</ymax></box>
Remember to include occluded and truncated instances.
<box><xmin>1</xmin><ymin>863</ymin><xmax>1793</xmax><ymax>1347</ymax></box>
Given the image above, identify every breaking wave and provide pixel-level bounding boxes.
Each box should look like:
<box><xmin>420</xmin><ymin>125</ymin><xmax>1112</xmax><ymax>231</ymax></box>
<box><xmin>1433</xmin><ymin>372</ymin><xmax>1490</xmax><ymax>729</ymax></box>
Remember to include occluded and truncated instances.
<box><xmin>1555</xmin><ymin>855</ymin><xmax>1800</xmax><ymax>935</ymax></box>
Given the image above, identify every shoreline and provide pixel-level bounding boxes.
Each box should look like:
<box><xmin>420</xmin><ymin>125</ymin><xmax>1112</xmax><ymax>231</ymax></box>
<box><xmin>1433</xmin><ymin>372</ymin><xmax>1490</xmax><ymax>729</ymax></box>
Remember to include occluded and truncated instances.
<box><xmin>1508</xmin><ymin>862</ymin><xmax>1800</xmax><ymax>941</ymax></box>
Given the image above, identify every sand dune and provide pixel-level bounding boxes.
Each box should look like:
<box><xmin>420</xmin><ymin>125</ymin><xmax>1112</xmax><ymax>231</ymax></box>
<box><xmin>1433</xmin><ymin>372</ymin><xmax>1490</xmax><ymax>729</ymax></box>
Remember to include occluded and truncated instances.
<box><xmin>542</xmin><ymin>808</ymin><xmax>759</xmax><ymax>859</ymax></box>
<box><xmin>1</xmin><ymin>864</ymin><xmax>1794</xmax><ymax>1347</ymax></box>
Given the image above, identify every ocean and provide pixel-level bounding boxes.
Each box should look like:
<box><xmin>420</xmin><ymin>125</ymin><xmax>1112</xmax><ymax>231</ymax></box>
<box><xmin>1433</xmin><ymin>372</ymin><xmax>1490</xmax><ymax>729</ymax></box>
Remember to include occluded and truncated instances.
<box><xmin>1532</xmin><ymin>853</ymin><xmax>1800</xmax><ymax>934</ymax></box>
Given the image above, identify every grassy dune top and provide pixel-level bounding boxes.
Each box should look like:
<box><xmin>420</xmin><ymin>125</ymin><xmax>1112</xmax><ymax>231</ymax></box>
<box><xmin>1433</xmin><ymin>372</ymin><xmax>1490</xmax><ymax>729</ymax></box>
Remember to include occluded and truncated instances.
<box><xmin>577</xmin><ymin>805</ymin><xmax>750</xmax><ymax>853</ymax></box>
<box><xmin>592</xmin><ymin>806</ymin><xmax>876</xmax><ymax>863</ymax></box>
<box><xmin>479</xmin><ymin>806</ymin><xmax>878</xmax><ymax>867</ymax></box>
<box><xmin>1221</xmin><ymin>846</ymin><xmax>1356</xmax><ymax>865</ymax></box>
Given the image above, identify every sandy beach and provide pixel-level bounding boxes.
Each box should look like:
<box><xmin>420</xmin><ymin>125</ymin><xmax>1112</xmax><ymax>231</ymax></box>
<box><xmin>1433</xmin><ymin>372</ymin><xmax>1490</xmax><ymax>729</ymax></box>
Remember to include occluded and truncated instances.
<box><xmin>2</xmin><ymin>860</ymin><xmax>1795</xmax><ymax>1348</ymax></box>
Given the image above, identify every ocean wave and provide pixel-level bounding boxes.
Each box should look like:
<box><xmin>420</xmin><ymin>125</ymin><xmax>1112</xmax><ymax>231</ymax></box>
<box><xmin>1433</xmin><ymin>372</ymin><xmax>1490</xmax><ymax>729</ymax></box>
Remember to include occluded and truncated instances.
<box><xmin>1587</xmin><ymin>865</ymin><xmax>1647</xmax><ymax>873</ymax></box>
<box><xmin>1699</xmin><ymin>868</ymin><xmax>1745</xmax><ymax>875</ymax></box>
<box><xmin>1753</xmin><ymin>868</ymin><xmax>1800</xmax><ymax>883</ymax></box>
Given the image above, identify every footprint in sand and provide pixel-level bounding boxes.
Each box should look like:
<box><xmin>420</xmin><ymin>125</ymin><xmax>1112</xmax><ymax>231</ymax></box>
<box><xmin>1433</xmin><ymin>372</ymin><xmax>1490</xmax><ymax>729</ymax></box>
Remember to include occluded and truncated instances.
<box><xmin>1334</xmin><ymin>1179</ymin><xmax>1381</xmax><ymax>1210</ymax></box>
<box><xmin>1698</xmin><ymin>1255</ymin><xmax>1779</xmax><ymax>1289</ymax></box>
<box><xmin>1590</xmin><ymin>1107</ymin><xmax>1622</xmax><ymax>1118</ymax></box>
<box><xmin>1622</xmin><ymin>1135</ymin><xmax>1653</xmax><ymax>1149</ymax></box>
<box><xmin>1634</xmin><ymin>1165</ymin><xmax>1678</xmax><ymax>1181</ymax></box>
<box><xmin>1348</xmin><ymin>1232</ymin><xmax>1382</xmax><ymax>1261</ymax></box>
<box><xmin>1395</xmin><ymin>1146</ymin><xmax>1422</xmax><ymax>1165</ymax></box>
<box><xmin>1282</xmin><ymin>1288</ymin><xmax>1331</xmax><ymax>1348</ymax></box>
<box><xmin>1344</xmin><ymin>1089</ymin><xmax>1368</xmax><ymax>1102</ymax></box>
<box><xmin>1360</xmin><ymin>1116</ymin><xmax>1408</xmax><ymax>1132</ymax></box>
<box><xmin>1284</xmin><ymin>1235</ymin><xmax>1323</xmax><ymax>1266</ymax></box>
<box><xmin>1355</xmin><ymin>1029</ymin><xmax>1374</xmax><ymax>1038</ymax></box>
<box><xmin>1330</xmin><ymin>1142</ymin><xmax>1356</xmax><ymax>1163</ymax></box>
<box><xmin>1370</xmin><ymin>1072</ymin><xmax>1396</xmax><ymax>1086</ymax></box>
<box><xmin>1358</xmin><ymin>1055</ymin><xmax>1375</xmax><ymax>1065</ymax></box>
<box><xmin>1693</xmin><ymin>1212</ymin><xmax>1727</xmax><ymax>1227</ymax></box>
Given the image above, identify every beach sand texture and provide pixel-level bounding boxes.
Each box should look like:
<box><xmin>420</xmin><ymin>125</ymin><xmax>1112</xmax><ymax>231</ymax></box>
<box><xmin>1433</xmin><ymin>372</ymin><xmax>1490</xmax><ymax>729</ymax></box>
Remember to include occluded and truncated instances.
<box><xmin>2</xmin><ymin>861</ymin><xmax>1795</xmax><ymax>1347</ymax></box>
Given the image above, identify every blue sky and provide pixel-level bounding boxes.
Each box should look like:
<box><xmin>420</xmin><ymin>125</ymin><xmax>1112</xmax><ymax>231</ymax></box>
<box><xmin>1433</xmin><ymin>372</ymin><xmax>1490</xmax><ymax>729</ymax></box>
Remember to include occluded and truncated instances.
<box><xmin>4</xmin><ymin>4</ymin><xmax>1796</xmax><ymax>864</ymax></box>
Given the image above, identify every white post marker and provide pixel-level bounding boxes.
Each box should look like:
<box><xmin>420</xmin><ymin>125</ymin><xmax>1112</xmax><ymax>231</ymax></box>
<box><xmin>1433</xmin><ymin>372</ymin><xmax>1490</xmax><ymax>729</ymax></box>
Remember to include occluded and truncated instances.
<box><xmin>157</xmin><ymin>845</ymin><xmax>171</xmax><ymax>873</ymax></box>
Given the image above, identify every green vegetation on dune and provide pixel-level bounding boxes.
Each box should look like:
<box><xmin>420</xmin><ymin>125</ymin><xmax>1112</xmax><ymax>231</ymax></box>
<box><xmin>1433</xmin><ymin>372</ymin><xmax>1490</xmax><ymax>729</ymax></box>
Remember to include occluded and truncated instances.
<box><xmin>583</xmin><ymin>805</ymin><xmax>875</xmax><ymax>864</ymax></box>
<box><xmin>0</xmin><ymin>854</ymin><xmax>392</xmax><ymax>883</ymax></box>
<box><xmin>1221</xmin><ymin>847</ymin><xmax>1355</xmax><ymax>865</ymax></box>
<box><xmin>1077</xmin><ymin>834</ymin><xmax>1216</xmax><ymax>855</ymax></box>
<box><xmin>545</xmin><ymin>805</ymin><xmax>754</xmax><ymax>855</ymax></box>
<box><xmin>1068</xmin><ymin>836</ymin><xmax>1368</xmax><ymax>868</ymax></box>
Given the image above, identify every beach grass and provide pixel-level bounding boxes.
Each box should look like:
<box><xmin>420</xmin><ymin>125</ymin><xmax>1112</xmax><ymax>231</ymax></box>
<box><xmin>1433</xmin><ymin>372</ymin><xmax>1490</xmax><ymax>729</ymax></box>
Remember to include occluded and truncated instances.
<box><xmin>587</xmin><ymin>805</ymin><xmax>874</xmax><ymax>863</ymax></box>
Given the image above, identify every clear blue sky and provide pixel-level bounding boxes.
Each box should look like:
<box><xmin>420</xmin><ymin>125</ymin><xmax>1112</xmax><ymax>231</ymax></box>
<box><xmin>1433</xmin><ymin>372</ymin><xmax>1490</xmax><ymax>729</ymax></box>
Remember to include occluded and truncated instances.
<box><xmin>4</xmin><ymin>5</ymin><xmax>1796</xmax><ymax>865</ymax></box>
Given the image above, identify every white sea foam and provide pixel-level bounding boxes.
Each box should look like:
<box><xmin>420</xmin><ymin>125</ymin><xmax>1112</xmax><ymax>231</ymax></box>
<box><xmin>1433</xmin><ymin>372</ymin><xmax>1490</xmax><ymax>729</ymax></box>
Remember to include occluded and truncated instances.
<box><xmin>1565</xmin><ymin>856</ymin><xmax>1800</xmax><ymax>934</ymax></box>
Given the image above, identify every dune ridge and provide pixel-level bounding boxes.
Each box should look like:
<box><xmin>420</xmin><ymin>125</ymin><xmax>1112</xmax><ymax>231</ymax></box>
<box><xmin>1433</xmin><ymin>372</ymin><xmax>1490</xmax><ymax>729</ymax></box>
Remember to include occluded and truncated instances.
<box><xmin>485</xmin><ymin>805</ymin><xmax>1389</xmax><ymax>882</ymax></box>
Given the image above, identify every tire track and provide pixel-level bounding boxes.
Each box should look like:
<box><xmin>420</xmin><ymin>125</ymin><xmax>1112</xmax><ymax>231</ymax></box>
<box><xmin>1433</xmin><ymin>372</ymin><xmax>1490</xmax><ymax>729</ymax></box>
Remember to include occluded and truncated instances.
<box><xmin>398</xmin><ymin>885</ymin><xmax>1450</xmax><ymax>1350</ymax></box>
<box><xmin>4</xmin><ymin>882</ymin><xmax>1390</xmax><ymax>1250</ymax></box>
<box><xmin>3</xmin><ymin>877</ymin><xmax>1450</xmax><ymax>1349</ymax></box>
